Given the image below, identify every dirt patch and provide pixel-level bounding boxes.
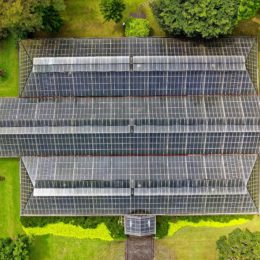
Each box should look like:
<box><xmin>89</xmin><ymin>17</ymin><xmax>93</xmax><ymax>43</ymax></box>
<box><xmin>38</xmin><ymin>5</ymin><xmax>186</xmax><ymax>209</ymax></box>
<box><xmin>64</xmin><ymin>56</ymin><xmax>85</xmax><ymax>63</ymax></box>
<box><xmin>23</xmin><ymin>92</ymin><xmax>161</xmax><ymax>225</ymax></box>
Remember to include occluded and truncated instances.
<box><xmin>126</xmin><ymin>236</ymin><xmax>154</xmax><ymax>260</ymax></box>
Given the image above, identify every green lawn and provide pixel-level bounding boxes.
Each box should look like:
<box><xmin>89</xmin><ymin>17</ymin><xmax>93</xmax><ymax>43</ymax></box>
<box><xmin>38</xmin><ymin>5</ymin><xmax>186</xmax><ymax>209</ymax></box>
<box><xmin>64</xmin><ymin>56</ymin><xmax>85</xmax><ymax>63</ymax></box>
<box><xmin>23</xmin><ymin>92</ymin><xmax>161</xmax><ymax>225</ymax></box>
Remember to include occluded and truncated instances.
<box><xmin>0</xmin><ymin>159</ymin><xmax>23</xmax><ymax>238</ymax></box>
<box><xmin>31</xmin><ymin>236</ymin><xmax>124</xmax><ymax>260</ymax></box>
<box><xmin>0</xmin><ymin>37</ymin><xmax>19</xmax><ymax>97</ymax></box>
<box><xmin>156</xmin><ymin>216</ymin><xmax>260</xmax><ymax>260</ymax></box>
<box><xmin>58</xmin><ymin>0</ymin><xmax>164</xmax><ymax>37</ymax></box>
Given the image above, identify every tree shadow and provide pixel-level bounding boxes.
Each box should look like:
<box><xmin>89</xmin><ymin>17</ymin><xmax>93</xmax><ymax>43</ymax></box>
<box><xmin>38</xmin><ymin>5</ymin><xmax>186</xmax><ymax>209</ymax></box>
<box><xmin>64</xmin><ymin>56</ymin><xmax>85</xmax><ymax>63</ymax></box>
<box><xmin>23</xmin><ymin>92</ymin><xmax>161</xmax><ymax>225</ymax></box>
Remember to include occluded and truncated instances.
<box><xmin>30</xmin><ymin>235</ymin><xmax>51</xmax><ymax>260</ymax></box>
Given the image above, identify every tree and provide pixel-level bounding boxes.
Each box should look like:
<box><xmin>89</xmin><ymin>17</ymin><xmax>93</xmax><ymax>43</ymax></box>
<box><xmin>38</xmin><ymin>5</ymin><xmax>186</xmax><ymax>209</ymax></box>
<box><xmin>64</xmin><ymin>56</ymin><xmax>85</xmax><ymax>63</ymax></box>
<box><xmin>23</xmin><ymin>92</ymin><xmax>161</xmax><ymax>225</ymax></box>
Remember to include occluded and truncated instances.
<box><xmin>125</xmin><ymin>18</ymin><xmax>150</xmax><ymax>37</ymax></box>
<box><xmin>0</xmin><ymin>0</ymin><xmax>65</xmax><ymax>39</ymax></box>
<box><xmin>152</xmin><ymin>0</ymin><xmax>239</xmax><ymax>39</ymax></box>
<box><xmin>0</xmin><ymin>235</ymin><xmax>31</xmax><ymax>260</ymax></box>
<box><xmin>238</xmin><ymin>0</ymin><xmax>260</xmax><ymax>21</ymax></box>
<box><xmin>216</xmin><ymin>228</ymin><xmax>260</xmax><ymax>260</ymax></box>
<box><xmin>42</xmin><ymin>6</ymin><xmax>63</xmax><ymax>33</ymax></box>
<box><xmin>100</xmin><ymin>0</ymin><xmax>125</xmax><ymax>23</ymax></box>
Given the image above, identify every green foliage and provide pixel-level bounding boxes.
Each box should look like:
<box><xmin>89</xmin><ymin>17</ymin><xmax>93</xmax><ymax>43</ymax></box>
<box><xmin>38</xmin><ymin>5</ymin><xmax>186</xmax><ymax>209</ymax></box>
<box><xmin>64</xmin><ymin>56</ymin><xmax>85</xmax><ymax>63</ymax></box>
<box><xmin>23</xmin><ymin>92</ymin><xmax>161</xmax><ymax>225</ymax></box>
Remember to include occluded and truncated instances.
<box><xmin>217</xmin><ymin>228</ymin><xmax>260</xmax><ymax>260</ymax></box>
<box><xmin>172</xmin><ymin>215</ymin><xmax>253</xmax><ymax>223</ymax></box>
<box><xmin>152</xmin><ymin>0</ymin><xmax>239</xmax><ymax>39</ymax></box>
<box><xmin>156</xmin><ymin>216</ymin><xmax>171</xmax><ymax>238</ymax></box>
<box><xmin>125</xmin><ymin>18</ymin><xmax>150</xmax><ymax>37</ymax></box>
<box><xmin>0</xmin><ymin>235</ymin><xmax>31</xmax><ymax>260</ymax></box>
<box><xmin>42</xmin><ymin>6</ymin><xmax>64</xmax><ymax>33</ymax></box>
<box><xmin>100</xmin><ymin>0</ymin><xmax>125</xmax><ymax>23</ymax></box>
<box><xmin>155</xmin><ymin>215</ymin><xmax>253</xmax><ymax>239</ymax></box>
<box><xmin>238</xmin><ymin>0</ymin><xmax>260</xmax><ymax>21</ymax></box>
<box><xmin>0</xmin><ymin>0</ymin><xmax>65</xmax><ymax>39</ymax></box>
<box><xmin>0</xmin><ymin>175</ymin><xmax>5</xmax><ymax>181</ymax></box>
<box><xmin>21</xmin><ymin>216</ymin><xmax>125</xmax><ymax>239</ymax></box>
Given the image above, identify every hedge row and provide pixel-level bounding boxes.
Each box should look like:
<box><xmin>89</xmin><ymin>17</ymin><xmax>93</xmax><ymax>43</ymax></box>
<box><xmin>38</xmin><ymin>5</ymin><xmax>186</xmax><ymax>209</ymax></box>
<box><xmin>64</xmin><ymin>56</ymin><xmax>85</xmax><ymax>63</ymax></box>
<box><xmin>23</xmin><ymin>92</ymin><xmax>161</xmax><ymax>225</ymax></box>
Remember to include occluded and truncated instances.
<box><xmin>21</xmin><ymin>216</ymin><xmax>125</xmax><ymax>239</ymax></box>
<box><xmin>21</xmin><ymin>215</ymin><xmax>252</xmax><ymax>239</ymax></box>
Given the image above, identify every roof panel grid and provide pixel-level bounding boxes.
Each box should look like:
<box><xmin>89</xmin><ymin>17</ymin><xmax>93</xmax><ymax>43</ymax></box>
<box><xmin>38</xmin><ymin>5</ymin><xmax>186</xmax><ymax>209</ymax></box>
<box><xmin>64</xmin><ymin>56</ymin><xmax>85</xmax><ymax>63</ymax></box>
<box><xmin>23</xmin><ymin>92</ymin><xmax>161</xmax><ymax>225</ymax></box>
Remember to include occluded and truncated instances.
<box><xmin>19</xmin><ymin>37</ymin><xmax>258</xmax><ymax>97</ymax></box>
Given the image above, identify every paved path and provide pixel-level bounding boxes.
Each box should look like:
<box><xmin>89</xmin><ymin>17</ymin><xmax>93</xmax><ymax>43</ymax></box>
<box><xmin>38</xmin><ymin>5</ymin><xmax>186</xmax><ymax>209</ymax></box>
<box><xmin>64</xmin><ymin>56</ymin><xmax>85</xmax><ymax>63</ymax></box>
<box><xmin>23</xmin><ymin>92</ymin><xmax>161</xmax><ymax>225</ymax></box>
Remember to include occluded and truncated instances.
<box><xmin>126</xmin><ymin>235</ymin><xmax>154</xmax><ymax>260</ymax></box>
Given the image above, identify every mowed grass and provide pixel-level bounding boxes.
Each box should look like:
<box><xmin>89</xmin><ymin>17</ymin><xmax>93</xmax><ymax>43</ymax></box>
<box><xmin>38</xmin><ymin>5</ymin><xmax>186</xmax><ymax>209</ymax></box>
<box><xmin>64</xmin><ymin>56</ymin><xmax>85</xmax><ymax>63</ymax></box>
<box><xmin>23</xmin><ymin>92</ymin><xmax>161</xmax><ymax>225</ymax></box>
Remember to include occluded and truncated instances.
<box><xmin>0</xmin><ymin>159</ymin><xmax>23</xmax><ymax>238</ymax></box>
<box><xmin>155</xmin><ymin>215</ymin><xmax>260</xmax><ymax>260</ymax></box>
<box><xmin>30</xmin><ymin>235</ymin><xmax>124</xmax><ymax>260</ymax></box>
<box><xmin>0</xmin><ymin>37</ymin><xmax>19</xmax><ymax>97</ymax></box>
<box><xmin>57</xmin><ymin>0</ymin><xmax>164</xmax><ymax>37</ymax></box>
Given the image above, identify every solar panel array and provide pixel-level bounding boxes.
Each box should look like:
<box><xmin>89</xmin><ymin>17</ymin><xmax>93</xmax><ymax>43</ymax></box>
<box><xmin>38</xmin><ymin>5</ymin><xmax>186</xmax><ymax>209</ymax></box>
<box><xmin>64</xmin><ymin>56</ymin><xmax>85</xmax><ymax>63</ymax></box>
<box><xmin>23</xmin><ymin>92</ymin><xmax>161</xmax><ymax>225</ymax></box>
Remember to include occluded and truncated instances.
<box><xmin>15</xmin><ymin>37</ymin><xmax>260</xmax><ymax>216</ymax></box>
<box><xmin>19</xmin><ymin>37</ymin><xmax>258</xmax><ymax>97</ymax></box>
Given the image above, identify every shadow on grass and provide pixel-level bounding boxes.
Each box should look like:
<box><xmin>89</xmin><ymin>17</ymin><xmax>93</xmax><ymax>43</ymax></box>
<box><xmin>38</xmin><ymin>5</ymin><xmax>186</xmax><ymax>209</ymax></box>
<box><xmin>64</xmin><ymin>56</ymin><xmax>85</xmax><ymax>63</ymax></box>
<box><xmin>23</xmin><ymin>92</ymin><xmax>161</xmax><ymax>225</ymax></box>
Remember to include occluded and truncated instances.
<box><xmin>30</xmin><ymin>235</ymin><xmax>51</xmax><ymax>260</ymax></box>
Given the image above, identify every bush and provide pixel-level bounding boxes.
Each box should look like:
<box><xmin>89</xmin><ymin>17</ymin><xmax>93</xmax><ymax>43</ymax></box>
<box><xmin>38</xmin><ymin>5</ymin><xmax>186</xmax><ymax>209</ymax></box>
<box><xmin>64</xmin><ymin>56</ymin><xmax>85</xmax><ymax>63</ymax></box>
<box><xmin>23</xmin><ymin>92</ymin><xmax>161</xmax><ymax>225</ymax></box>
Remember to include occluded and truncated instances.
<box><xmin>125</xmin><ymin>18</ymin><xmax>150</xmax><ymax>37</ymax></box>
<box><xmin>0</xmin><ymin>1</ymin><xmax>65</xmax><ymax>40</ymax></box>
<box><xmin>0</xmin><ymin>235</ymin><xmax>31</xmax><ymax>260</ymax></box>
<box><xmin>155</xmin><ymin>215</ymin><xmax>253</xmax><ymax>239</ymax></box>
<box><xmin>238</xmin><ymin>0</ymin><xmax>260</xmax><ymax>21</ymax></box>
<box><xmin>0</xmin><ymin>70</ymin><xmax>6</xmax><ymax>79</ymax></box>
<box><xmin>172</xmin><ymin>215</ymin><xmax>253</xmax><ymax>224</ymax></box>
<box><xmin>152</xmin><ymin>0</ymin><xmax>238</xmax><ymax>39</ymax></box>
<box><xmin>21</xmin><ymin>216</ymin><xmax>125</xmax><ymax>239</ymax></box>
<box><xmin>100</xmin><ymin>0</ymin><xmax>125</xmax><ymax>23</ymax></box>
<box><xmin>42</xmin><ymin>6</ymin><xmax>64</xmax><ymax>33</ymax></box>
<box><xmin>217</xmin><ymin>228</ymin><xmax>260</xmax><ymax>260</ymax></box>
<box><xmin>156</xmin><ymin>216</ymin><xmax>171</xmax><ymax>238</ymax></box>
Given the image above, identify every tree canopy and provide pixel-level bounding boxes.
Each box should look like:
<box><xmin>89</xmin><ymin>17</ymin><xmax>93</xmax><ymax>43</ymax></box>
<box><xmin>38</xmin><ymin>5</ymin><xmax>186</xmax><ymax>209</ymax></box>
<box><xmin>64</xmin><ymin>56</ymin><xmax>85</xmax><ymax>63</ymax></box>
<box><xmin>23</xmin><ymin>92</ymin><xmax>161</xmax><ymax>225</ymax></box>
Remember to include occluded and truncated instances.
<box><xmin>152</xmin><ymin>0</ymin><xmax>239</xmax><ymax>39</ymax></box>
<box><xmin>216</xmin><ymin>228</ymin><xmax>260</xmax><ymax>260</ymax></box>
<box><xmin>238</xmin><ymin>0</ymin><xmax>260</xmax><ymax>21</ymax></box>
<box><xmin>100</xmin><ymin>0</ymin><xmax>125</xmax><ymax>23</ymax></box>
<box><xmin>0</xmin><ymin>0</ymin><xmax>65</xmax><ymax>39</ymax></box>
<box><xmin>0</xmin><ymin>235</ymin><xmax>31</xmax><ymax>260</ymax></box>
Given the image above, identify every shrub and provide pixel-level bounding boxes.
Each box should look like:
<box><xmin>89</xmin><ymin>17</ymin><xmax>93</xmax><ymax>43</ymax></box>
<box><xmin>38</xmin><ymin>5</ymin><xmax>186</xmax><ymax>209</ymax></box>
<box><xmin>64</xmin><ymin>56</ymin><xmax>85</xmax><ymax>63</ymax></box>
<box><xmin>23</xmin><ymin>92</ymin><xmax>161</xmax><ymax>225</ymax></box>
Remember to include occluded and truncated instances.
<box><xmin>155</xmin><ymin>215</ymin><xmax>253</xmax><ymax>239</ymax></box>
<box><xmin>217</xmin><ymin>228</ymin><xmax>260</xmax><ymax>260</ymax></box>
<box><xmin>0</xmin><ymin>235</ymin><xmax>31</xmax><ymax>260</ymax></box>
<box><xmin>238</xmin><ymin>0</ymin><xmax>260</xmax><ymax>21</ymax></box>
<box><xmin>21</xmin><ymin>216</ymin><xmax>125</xmax><ymax>239</ymax></box>
<box><xmin>172</xmin><ymin>215</ymin><xmax>253</xmax><ymax>224</ymax></box>
<box><xmin>41</xmin><ymin>6</ymin><xmax>64</xmax><ymax>33</ymax></box>
<box><xmin>0</xmin><ymin>70</ymin><xmax>5</xmax><ymax>78</ymax></box>
<box><xmin>156</xmin><ymin>216</ymin><xmax>171</xmax><ymax>238</ymax></box>
<box><xmin>152</xmin><ymin>0</ymin><xmax>239</xmax><ymax>39</ymax></box>
<box><xmin>100</xmin><ymin>0</ymin><xmax>125</xmax><ymax>23</ymax></box>
<box><xmin>0</xmin><ymin>1</ymin><xmax>65</xmax><ymax>39</ymax></box>
<box><xmin>125</xmin><ymin>18</ymin><xmax>150</xmax><ymax>37</ymax></box>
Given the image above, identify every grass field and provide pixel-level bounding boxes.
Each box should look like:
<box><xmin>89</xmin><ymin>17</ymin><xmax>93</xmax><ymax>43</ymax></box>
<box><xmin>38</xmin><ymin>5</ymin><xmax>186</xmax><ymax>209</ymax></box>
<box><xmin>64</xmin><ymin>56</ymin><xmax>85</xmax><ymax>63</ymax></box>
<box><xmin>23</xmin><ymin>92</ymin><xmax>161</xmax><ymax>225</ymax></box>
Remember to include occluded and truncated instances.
<box><xmin>0</xmin><ymin>159</ymin><xmax>23</xmax><ymax>238</ymax></box>
<box><xmin>155</xmin><ymin>216</ymin><xmax>260</xmax><ymax>260</ymax></box>
<box><xmin>31</xmin><ymin>236</ymin><xmax>124</xmax><ymax>260</ymax></box>
<box><xmin>0</xmin><ymin>37</ymin><xmax>19</xmax><ymax>97</ymax></box>
<box><xmin>58</xmin><ymin>0</ymin><xmax>164</xmax><ymax>37</ymax></box>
